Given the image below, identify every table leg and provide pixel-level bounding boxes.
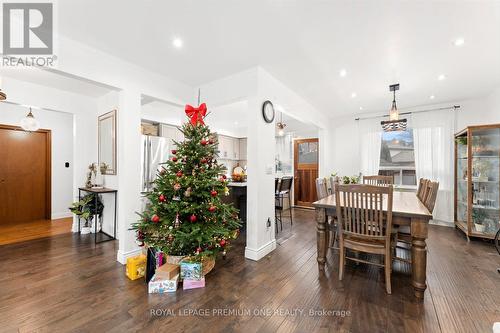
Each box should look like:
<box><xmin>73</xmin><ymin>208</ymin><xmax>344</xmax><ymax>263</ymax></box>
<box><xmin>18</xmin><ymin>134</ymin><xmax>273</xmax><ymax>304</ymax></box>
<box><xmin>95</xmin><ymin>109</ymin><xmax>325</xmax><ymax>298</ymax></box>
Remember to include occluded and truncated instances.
<box><xmin>316</xmin><ymin>207</ymin><xmax>327</xmax><ymax>270</ymax></box>
<box><xmin>411</xmin><ymin>218</ymin><xmax>429</xmax><ymax>300</ymax></box>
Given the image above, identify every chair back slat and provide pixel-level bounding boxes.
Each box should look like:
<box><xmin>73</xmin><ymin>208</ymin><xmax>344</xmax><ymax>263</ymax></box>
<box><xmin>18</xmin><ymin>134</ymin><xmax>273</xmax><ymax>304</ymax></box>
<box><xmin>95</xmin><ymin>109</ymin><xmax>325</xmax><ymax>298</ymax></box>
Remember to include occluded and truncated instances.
<box><xmin>335</xmin><ymin>184</ymin><xmax>393</xmax><ymax>240</ymax></box>
<box><xmin>418</xmin><ymin>179</ymin><xmax>431</xmax><ymax>202</ymax></box>
<box><xmin>315</xmin><ymin>178</ymin><xmax>329</xmax><ymax>200</ymax></box>
<box><xmin>363</xmin><ymin>175</ymin><xmax>394</xmax><ymax>186</ymax></box>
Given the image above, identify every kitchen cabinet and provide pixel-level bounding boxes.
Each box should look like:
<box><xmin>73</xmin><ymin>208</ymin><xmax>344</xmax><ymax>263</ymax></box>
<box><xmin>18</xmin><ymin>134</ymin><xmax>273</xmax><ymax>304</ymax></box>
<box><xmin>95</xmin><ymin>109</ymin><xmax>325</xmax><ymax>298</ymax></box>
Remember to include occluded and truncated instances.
<box><xmin>218</xmin><ymin>135</ymin><xmax>242</xmax><ymax>160</ymax></box>
<box><xmin>159</xmin><ymin>124</ymin><xmax>184</xmax><ymax>153</ymax></box>
<box><xmin>233</xmin><ymin>138</ymin><xmax>240</xmax><ymax>160</ymax></box>
<box><xmin>239</xmin><ymin>138</ymin><xmax>247</xmax><ymax>160</ymax></box>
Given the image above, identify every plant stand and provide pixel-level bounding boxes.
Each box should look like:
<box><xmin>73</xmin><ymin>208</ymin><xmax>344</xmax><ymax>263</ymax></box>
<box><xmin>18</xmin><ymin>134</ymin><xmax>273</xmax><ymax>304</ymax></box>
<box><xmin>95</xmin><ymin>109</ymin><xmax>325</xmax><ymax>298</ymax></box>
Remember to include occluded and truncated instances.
<box><xmin>78</xmin><ymin>187</ymin><xmax>117</xmax><ymax>244</ymax></box>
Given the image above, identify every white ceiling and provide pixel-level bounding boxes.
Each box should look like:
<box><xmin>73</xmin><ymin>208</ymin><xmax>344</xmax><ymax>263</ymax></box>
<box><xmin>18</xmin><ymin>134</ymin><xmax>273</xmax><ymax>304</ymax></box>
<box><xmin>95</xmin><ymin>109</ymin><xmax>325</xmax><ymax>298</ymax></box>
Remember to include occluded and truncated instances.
<box><xmin>0</xmin><ymin>68</ymin><xmax>115</xmax><ymax>98</ymax></box>
<box><xmin>58</xmin><ymin>1</ymin><xmax>500</xmax><ymax>116</ymax></box>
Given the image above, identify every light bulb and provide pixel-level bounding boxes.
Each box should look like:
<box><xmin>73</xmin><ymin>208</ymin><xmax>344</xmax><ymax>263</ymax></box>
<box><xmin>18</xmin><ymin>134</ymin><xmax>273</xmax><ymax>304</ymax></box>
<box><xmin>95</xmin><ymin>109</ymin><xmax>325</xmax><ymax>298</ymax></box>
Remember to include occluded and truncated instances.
<box><xmin>20</xmin><ymin>110</ymin><xmax>40</xmax><ymax>132</ymax></box>
<box><xmin>278</xmin><ymin>128</ymin><xmax>285</xmax><ymax>136</ymax></box>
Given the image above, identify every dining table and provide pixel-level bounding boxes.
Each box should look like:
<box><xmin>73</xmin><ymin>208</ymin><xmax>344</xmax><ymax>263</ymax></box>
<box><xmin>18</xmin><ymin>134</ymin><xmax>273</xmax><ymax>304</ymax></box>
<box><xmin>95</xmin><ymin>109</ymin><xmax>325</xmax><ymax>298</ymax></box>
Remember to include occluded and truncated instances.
<box><xmin>312</xmin><ymin>191</ymin><xmax>433</xmax><ymax>299</ymax></box>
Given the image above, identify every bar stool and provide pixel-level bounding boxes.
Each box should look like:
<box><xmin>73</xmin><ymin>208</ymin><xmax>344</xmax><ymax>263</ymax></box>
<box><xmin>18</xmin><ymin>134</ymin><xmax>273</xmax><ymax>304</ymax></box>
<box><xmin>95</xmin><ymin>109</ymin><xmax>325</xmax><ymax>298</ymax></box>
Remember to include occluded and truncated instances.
<box><xmin>275</xmin><ymin>176</ymin><xmax>293</xmax><ymax>231</ymax></box>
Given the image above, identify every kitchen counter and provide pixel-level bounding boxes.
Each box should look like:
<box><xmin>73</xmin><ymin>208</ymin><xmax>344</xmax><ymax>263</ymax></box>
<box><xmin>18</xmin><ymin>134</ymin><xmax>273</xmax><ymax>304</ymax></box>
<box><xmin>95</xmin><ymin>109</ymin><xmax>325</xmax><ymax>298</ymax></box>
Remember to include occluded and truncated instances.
<box><xmin>227</xmin><ymin>182</ymin><xmax>247</xmax><ymax>187</ymax></box>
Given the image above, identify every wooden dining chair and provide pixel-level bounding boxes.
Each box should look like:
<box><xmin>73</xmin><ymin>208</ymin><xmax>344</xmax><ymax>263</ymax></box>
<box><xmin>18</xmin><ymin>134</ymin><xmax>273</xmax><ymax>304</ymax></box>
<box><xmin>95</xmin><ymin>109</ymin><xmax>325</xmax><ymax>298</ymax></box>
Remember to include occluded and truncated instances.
<box><xmin>363</xmin><ymin>175</ymin><xmax>394</xmax><ymax>186</ymax></box>
<box><xmin>335</xmin><ymin>183</ymin><xmax>394</xmax><ymax>294</ymax></box>
<box><xmin>418</xmin><ymin>179</ymin><xmax>431</xmax><ymax>202</ymax></box>
<box><xmin>316</xmin><ymin>177</ymin><xmax>337</xmax><ymax>249</ymax></box>
<box><xmin>424</xmin><ymin>181</ymin><xmax>439</xmax><ymax>213</ymax></box>
<box><xmin>395</xmin><ymin>180</ymin><xmax>439</xmax><ymax>263</ymax></box>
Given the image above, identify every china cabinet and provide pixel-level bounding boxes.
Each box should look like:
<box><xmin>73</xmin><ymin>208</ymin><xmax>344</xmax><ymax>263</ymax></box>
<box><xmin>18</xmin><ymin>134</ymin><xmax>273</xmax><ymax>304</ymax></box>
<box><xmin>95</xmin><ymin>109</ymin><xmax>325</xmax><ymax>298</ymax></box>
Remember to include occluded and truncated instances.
<box><xmin>455</xmin><ymin>124</ymin><xmax>500</xmax><ymax>240</ymax></box>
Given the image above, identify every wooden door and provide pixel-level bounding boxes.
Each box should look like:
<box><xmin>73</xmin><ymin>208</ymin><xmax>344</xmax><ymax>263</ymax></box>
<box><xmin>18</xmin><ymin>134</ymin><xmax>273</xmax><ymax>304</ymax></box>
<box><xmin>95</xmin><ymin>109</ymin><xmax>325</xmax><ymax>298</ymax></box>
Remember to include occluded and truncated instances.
<box><xmin>294</xmin><ymin>138</ymin><xmax>319</xmax><ymax>207</ymax></box>
<box><xmin>0</xmin><ymin>125</ymin><xmax>51</xmax><ymax>224</ymax></box>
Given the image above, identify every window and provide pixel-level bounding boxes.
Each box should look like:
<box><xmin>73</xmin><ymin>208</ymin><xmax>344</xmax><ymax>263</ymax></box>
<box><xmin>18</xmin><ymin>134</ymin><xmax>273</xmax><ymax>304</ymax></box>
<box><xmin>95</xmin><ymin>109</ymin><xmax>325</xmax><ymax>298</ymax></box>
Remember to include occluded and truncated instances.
<box><xmin>379</xmin><ymin>129</ymin><xmax>417</xmax><ymax>187</ymax></box>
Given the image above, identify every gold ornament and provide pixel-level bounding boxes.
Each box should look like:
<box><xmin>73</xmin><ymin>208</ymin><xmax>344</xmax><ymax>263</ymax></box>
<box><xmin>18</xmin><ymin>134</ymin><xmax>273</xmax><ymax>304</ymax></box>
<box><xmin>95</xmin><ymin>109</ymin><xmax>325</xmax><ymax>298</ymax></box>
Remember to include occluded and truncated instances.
<box><xmin>184</xmin><ymin>187</ymin><xmax>192</xmax><ymax>197</ymax></box>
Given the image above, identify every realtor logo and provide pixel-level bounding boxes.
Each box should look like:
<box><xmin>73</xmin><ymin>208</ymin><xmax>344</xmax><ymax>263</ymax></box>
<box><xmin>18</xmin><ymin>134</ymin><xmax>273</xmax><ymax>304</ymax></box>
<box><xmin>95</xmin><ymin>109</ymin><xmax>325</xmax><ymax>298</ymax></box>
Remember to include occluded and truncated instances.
<box><xmin>3</xmin><ymin>3</ymin><xmax>53</xmax><ymax>55</ymax></box>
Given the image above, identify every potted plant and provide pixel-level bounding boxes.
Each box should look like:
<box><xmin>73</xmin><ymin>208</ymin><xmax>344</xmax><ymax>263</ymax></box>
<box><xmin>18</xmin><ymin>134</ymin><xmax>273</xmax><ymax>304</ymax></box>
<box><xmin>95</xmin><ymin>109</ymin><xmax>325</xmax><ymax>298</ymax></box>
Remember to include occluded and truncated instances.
<box><xmin>69</xmin><ymin>194</ymin><xmax>104</xmax><ymax>234</ymax></box>
<box><xmin>472</xmin><ymin>208</ymin><xmax>487</xmax><ymax>233</ymax></box>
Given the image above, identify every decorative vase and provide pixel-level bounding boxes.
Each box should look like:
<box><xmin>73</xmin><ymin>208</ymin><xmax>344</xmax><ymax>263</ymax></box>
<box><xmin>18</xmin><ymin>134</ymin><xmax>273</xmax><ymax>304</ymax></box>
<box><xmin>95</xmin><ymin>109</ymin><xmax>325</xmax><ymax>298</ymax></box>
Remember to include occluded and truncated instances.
<box><xmin>81</xmin><ymin>226</ymin><xmax>91</xmax><ymax>234</ymax></box>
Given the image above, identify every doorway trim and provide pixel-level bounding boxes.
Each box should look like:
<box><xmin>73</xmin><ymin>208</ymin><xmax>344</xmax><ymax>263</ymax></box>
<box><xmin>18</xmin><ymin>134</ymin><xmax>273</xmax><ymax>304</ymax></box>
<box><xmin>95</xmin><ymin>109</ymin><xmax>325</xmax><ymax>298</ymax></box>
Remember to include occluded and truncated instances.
<box><xmin>0</xmin><ymin>124</ymin><xmax>52</xmax><ymax>219</ymax></box>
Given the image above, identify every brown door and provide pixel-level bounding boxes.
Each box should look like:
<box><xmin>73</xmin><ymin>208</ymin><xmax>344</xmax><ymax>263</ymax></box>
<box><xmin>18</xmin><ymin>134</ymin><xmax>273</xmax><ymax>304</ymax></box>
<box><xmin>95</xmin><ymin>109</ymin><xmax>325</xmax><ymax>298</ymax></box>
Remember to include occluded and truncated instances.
<box><xmin>0</xmin><ymin>125</ymin><xmax>51</xmax><ymax>224</ymax></box>
<box><xmin>294</xmin><ymin>138</ymin><xmax>318</xmax><ymax>207</ymax></box>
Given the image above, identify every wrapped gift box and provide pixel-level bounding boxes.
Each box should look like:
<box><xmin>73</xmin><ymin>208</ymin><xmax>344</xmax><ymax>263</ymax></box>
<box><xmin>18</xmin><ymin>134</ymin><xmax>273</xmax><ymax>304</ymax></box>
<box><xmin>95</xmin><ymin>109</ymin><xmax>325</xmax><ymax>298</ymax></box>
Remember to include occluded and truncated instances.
<box><xmin>126</xmin><ymin>254</ymin><xmax>146</xmax><ymax>280</ymax></box>
<box><xmin>183</xmin><ymin>277</ymin><xmax>205</xmax><ymax>290</ymax></box>
<box><xmin>180</xmin><ymin>261</ymin><xmax>202</xmax><ymax>281</ymax></box>
<box><xmin>156</xmin><ymin>263</ymin><xmax>180</xmax><ymax>280</ymax></box>
<box><xmin>148</xmin><ymin>274</ymin><xmax>179</xmax><ymax>294</ymax></box>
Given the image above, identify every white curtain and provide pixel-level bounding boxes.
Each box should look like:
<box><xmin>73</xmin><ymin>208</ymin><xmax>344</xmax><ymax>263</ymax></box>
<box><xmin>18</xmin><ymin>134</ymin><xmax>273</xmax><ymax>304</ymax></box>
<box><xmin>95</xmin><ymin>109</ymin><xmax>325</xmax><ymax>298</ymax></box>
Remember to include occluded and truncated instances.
<box><xmin>358</xmin><ymin>119</ymin><xmax>382</xmax><ymax>177</ymax></box>
<box><xmin>412</xmin><ymin>109</ymin><xmax>455</xmax><ymax>223</ymax></box>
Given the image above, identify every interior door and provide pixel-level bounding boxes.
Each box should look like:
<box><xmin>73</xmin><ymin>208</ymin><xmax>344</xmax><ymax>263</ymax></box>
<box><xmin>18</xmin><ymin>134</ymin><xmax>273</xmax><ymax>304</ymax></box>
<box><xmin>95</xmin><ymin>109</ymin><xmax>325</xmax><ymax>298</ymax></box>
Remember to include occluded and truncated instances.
<box><xmin>0</xmin><ymin>125</ymin><xmax>51</xmax><ymax>224</ymax></box>
<box><xmin>294</xmin><ymin>138</ymin><xmax>319</xmax><ymax>207</ymax></box>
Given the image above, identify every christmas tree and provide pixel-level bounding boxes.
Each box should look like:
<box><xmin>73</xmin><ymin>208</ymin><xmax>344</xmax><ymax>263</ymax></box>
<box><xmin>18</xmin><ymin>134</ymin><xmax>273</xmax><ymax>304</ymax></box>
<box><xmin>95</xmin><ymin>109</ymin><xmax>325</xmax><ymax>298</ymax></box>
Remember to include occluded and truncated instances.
<box><xmin>132</xmin><ymin>103</ymin><xmax>241</xmax><ymax>260</ymax></box>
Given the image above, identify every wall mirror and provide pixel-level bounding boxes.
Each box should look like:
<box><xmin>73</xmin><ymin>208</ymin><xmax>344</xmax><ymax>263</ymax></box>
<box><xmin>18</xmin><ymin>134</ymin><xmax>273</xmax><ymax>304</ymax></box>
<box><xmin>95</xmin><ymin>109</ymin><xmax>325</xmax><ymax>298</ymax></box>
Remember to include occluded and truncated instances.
<box><xmin>98</xmin><ymin>110</ymin><xmax>117</xmax><ymax>175</ymax></box>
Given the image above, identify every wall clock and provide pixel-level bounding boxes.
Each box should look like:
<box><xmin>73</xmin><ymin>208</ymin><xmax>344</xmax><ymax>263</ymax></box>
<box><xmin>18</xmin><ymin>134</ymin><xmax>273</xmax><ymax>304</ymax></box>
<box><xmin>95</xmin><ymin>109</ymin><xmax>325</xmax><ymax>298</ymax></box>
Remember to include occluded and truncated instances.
<box><xmin>262</xmin><ymin>100</ymin><xmax>275</xmax><ymax>123</ymax></box>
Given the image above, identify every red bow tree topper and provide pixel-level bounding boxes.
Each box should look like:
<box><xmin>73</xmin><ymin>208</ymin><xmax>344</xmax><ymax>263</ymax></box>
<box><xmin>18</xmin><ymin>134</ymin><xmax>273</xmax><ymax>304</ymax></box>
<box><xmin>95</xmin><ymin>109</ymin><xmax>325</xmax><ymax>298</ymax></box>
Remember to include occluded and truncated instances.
<box><xmin>185</xmin><ymin>103</ymin><xmax>207</xmax><ymax>126</ymax></box>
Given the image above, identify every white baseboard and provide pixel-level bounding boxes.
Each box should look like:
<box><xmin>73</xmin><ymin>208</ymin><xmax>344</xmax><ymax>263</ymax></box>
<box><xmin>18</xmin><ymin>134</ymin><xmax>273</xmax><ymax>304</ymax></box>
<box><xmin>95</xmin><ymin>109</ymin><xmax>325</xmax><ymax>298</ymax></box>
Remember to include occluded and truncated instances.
<box><xmin>116</xmin><ymin>248</ymin><xmax>142</xmax><ymax>265</ymax></box>
<box><xmin>51</xmin><ymin>212</ymin><xmax>72</xmax><ymax>220</ymax></box>
<box><xmin>245</xmin><ymin>239</ymin><xmax>276</xmax><ymax>261</ymax></box>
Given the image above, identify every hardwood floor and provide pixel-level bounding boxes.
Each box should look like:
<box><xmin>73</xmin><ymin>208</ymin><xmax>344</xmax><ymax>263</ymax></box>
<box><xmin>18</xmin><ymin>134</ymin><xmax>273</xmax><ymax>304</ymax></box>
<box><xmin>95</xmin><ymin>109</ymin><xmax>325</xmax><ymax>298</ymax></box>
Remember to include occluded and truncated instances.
<box><xmin>0</xmin><ymin>210</ymin><xmax>498</xmax><ymax>332</ymax></box>
<box><xmin>0</xmin><ymin>217</ymin><xmax>72</xmax><ymax>246</ymax></box>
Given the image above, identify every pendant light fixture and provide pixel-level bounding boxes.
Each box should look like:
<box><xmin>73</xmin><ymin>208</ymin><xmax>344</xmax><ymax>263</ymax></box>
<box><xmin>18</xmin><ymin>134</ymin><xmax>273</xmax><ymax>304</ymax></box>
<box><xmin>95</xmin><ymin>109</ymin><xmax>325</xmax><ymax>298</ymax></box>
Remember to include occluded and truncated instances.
<box><xmin>20</xmin><ymin>107</ymin><xmax>40</xmax><ymax>132</ymax></box>
<box><xmin>381</xmin><ymin>83</ymin><xmax>407</xmax><ymax>132</ymax></box>
<box><xmin>276</xmin><ymin>110</ymin><xmax>287</xmax><ymax>136</ymax></box>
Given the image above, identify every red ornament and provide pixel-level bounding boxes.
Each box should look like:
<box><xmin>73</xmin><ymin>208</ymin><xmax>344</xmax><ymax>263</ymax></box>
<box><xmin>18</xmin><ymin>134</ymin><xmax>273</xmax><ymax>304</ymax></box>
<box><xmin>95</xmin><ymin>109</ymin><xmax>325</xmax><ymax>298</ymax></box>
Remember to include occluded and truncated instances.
<box><xmin>171</xmin><ymin>149</ymin><xmax>177</xmax><ymax>155</ymax></box>
<box><xmin>176</xmin><ymin>171</ymin><xmax>183</xmax><ymax>177</ymax></box>
<box><xmin>190</xmin><ymin>214</ymin><xmax>197</xmax><ymax>222</ymax></box>
<box><xmin>151</xmin><ymin>215</ymin><xmax>160</xmax><ymax>223</ymax></box>
<box><xmin>219</xmin><ymin>239</ymin><xmax>226</xmax><ymax>247</ymax></box>
<box><xmin>172</xmin><ymin>156</ymin><xmax>178</xmax><ymax>162</ymax></box>
<box><xmin>200</xmin><ymin>139</ymin><xmax>208</xmax><ymax>146</ymax></box>
<box><xmin>200</xmin><ymin>157</ymin><xmax>207</xmax><ymax>164</ymax></box>
<box><xmin>159</xmin><ymin>194</ymin><xmax>166</xmax><ymax>202</ymax></box>
<box><xmin>196</xmin><ymin>247</ymin><xmax>202</xmax><ymax>254</ymax></box>
<box><xmin>208</xmin><ymin>205</ymin><xmax>216</xmax><ymax>213</ymax></box>
<box><xmin>210</xmin><ymin>190</ymin><xmax>218</xmax><ymax>197</ymax></box>
<box><xmin>222</xmin><ymin>174</ymin><xmax>227</xmax><ymax>179</ymax></box>
<box><xmin>208</xmin><ymin>138</ymin><xmax>215</xmax><ymax>144</ymax></box>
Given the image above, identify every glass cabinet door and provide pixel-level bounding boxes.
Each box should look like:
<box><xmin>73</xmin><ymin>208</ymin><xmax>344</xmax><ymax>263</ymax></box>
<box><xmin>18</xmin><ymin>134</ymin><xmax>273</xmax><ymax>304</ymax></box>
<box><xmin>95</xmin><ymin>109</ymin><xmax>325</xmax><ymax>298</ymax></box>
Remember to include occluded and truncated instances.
<box><xmin>456</xmin><ymin>135</ymin><xmax>468</xmax><ymax>226</ymax></box>
<box><xmin>470</xmin><ymin>127</ymin><xmax>500</xmax><ymax>237</ymax></box>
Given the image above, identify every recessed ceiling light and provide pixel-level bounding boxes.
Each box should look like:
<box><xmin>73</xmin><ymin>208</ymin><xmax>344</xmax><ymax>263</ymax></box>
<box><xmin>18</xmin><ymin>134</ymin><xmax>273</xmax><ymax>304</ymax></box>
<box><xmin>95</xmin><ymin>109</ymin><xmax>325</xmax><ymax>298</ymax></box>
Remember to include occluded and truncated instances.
<box><xmin>453</xmin><ymin>38</ymin><xmax>465</xmax><ymax>47</ymax></box>
<box><xmin>430</xmin><ymin>95</ymin><xmax>435</xmax><ymax>100</ymax></box>
<box><xmin>438</xmin><ymin>74</ymin><xmax>446</xmax><ymax>81</ymax></box>
<box><xmin>339</xmin><ymin>69</ymin><xmax>347</xmax><ymax>77</ymax></box>
<box><xmin>234</xmin><ymin>121</ymin><xmax>239</xmax><ymax>126</ymax></box>
<box><xmin>351</xmin><ymin>92</ymin><xmax>357</xmax><ymax>98</ymax></box>
<box><xmin>172</xmin><ymin>37</ymin><xmax>183</xmax><ymax>48</ymax></box>
<box><xmin>359</xmin><ymin>106</ymin><xmax>363</xmax><ymax>110</ymax></box>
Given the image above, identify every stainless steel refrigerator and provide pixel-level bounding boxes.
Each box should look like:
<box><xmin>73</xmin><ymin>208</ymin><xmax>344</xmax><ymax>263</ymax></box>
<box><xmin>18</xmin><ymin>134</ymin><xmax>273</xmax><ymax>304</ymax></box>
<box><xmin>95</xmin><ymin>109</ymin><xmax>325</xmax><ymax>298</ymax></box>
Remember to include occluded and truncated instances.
<box><xmin>141</xmin><ymin>135</ymin><xmax>168</xmax><ymax>192</ymax></box>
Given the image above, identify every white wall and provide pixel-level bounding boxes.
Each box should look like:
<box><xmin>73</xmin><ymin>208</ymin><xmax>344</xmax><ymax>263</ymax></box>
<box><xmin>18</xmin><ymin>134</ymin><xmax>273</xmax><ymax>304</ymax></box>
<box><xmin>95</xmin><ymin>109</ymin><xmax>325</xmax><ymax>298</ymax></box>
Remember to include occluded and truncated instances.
<box><xmin>0</xmin><ymin>103</ymin><xmax>74</xmax><ymax>219</ymax></box>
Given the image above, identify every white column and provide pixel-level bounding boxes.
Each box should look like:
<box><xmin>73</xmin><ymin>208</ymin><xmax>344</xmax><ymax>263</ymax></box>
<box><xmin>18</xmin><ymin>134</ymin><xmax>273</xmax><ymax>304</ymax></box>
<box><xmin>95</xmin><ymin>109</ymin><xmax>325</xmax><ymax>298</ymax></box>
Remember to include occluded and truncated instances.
<box><xmin>116</xmin><ymin>89</ymin><xmax>142</xmax><ymax>264</ymax></box>
<box><xmin>245</xmin><ymin>97</ymin><xmax>276</xmax><ymax>260</ymax></box>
